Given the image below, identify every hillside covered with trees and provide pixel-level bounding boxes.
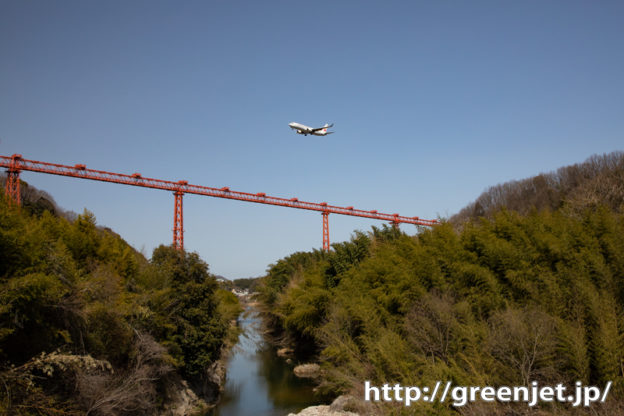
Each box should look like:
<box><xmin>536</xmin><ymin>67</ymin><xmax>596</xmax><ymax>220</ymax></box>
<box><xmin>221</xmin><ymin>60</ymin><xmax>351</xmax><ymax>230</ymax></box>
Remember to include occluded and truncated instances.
<box><xmin>452</xmin><ymin>151</ymin><xmax>624</xmax><ymax>223</ymax></box>
<box><xmin>0</xmin><ymin>183</ymin><xmax>241</xmax><ymax>415</ymax></box>
<box><xmin>258</xmin><ymin>152</ymin><xmax>624</xmax><ymax>415</ymax></box>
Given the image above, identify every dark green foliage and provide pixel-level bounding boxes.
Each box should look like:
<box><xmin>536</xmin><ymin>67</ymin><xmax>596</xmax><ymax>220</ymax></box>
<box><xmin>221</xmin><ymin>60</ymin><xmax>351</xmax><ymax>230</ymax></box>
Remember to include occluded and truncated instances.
<box><xmin>85</xmin><ymin>303</ymin><xmax>134</xmax><ymax>366</ymax></box>
<box><xmin>258</xmin><ymin>206</ymin><xmax>624</xmax><ymax>412</ymax></box>
<box><xmin>143</xmin><ymin>245</ymin><xmax>227</xmax><ymax>379</ymax></box>
<box><xmin>232</xmin><ymin>277</ymin><xmax>261</xmax><ymax>291</ymax></box>
<box><xmin>0</xmin><ymin>272</ymin><xmax>72</xmax><ymax>362</ymax></box>
<box><xmin>0</xmin><ymin>185</ymin><xmax>240</xmax><ymax>414</ymax></box>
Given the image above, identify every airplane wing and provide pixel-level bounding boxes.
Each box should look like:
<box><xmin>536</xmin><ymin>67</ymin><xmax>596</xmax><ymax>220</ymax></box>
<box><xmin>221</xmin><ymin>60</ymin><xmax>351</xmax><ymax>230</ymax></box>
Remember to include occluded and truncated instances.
<box><xmin>311</xmin><ymin>123</ymin><xmax>334</xmax><ymax>132</ymax></box>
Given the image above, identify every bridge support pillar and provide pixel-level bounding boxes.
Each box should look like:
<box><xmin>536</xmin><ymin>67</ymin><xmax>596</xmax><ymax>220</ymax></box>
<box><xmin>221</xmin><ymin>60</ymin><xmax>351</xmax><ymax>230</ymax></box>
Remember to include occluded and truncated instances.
<box><xmin>5</xmin><ymin>154</ymin><xmax>22</xmax><ymax>207</ymax></box>
<box><xmin>173</xmin><ymin>191</ymin><xmax>184</xmax><ymax>250</ymax></box>
<box><xmin>322</xmin><ymin>212</ymin><xmax>330</xmax><ymax>251</ymax></box>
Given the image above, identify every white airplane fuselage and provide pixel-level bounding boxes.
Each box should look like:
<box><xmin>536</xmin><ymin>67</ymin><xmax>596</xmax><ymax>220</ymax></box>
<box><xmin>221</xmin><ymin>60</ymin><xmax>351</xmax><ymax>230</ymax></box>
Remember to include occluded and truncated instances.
<box><xmin>289</xmin><ymin>122</ymin><xmax>334</xmax><ymax>136</ymax></box>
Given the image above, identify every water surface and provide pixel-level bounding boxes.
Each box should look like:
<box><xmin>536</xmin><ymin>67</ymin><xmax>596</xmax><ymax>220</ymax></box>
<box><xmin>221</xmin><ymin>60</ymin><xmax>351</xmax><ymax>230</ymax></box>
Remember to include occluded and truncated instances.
<box><xmin>208</xmin><ymin>307</ymin><xmax>318</xmax><ymax>416</ymax></box>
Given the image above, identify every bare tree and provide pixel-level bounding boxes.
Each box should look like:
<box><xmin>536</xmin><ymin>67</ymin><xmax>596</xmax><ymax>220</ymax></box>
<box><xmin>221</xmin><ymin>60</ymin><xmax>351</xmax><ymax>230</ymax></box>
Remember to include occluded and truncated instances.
<box><xmin>487</xmin><ymin>307</ymin><xmax>559</xmax><ymax>386</ymax></box>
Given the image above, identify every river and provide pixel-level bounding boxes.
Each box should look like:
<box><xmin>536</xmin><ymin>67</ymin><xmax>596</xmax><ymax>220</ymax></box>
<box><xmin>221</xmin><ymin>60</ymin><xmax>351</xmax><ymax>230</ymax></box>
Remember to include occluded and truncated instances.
<box><xmin>208</xmin><ymin>307</ymin><xmax>318</xmax><ymax>416</ymax></box>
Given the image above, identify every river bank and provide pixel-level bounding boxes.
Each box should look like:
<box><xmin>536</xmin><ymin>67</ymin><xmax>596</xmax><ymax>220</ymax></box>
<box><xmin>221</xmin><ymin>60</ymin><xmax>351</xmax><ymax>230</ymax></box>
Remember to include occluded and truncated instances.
<box><xmin>208</xmin><ymin>306</ymin><xmax>319</xmax><ymax>416</ymax></box>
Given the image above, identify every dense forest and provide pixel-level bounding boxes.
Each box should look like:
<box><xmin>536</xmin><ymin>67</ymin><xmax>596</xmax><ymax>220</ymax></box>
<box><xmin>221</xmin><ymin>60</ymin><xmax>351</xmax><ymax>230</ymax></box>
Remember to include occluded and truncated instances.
<box><xmin>232</xmin><ymin>277</ymin><xmax>261</xmax><ymax>292</ymax></box>
<box><xmin>258</xmin><ymin>152</ymin><xmax>624</xmax><ymax>415</ymax></box>
<box><xmin>0</xmin><ymin>182</ymin><xmax>241</xmax><ymax>415</ymax></box>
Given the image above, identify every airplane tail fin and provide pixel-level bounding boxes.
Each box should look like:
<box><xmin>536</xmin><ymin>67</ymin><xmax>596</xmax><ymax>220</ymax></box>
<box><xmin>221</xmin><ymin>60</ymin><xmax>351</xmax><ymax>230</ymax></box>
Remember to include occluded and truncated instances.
<box><xmin>324</xmin><ymin>123</ymin><xmax>334</xmax><ymax>128</ymax></box>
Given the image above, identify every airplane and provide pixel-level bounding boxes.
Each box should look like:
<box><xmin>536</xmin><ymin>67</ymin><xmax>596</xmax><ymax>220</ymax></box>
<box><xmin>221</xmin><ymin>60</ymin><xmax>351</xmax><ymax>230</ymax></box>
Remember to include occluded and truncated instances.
<box><xmin>288</xmin><ymin>122</ymin><xmax>334</xmax><ymax>136</ymax></box>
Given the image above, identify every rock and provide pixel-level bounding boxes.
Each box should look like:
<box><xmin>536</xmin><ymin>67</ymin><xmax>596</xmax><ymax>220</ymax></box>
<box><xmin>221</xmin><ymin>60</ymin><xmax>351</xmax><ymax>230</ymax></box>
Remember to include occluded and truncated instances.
<box><xmin>206</xmin><ymin>360</ymin><xmax>226</xmax><ymax>389</ymax></box>
<box><xmin>293</xmin><ymin>363</ymin><xmax>321</xmax><ymax>379</ymax></box>
<box><xmin>329</xmin><ymin>395</ymin><xmax>359</xmax><ymax>412</ymax></box>
<box><xmin>329</xmin><ymin>394</ymin><xmax>376</xmax><ymax>415</ymax></box>
<box><xmin>277</xmin><ymin>347</ymin><xmax>293</xmax><ymax>357</ymax></box>
<box><xmin>160</xmin><ymin>378</ymin><xmax>209</xmax><ymax>416</ymax></box>
<box><xmin>287</xmin><ymin>405</ymin><xmax>359</xmax><ymax>416</ymax></box>
<box><xmin>198</xmin><ymin>359</ymin><xmax>226</xmax><ymax>402</ymax></box>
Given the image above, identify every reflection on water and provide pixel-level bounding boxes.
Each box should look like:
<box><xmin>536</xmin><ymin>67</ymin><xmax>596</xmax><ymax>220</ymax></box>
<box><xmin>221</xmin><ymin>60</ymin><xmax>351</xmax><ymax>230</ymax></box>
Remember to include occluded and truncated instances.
<box><xmin>208</xmin><ymin>307</ymin><xmax>318</xmax><ymax>416</ymax></box>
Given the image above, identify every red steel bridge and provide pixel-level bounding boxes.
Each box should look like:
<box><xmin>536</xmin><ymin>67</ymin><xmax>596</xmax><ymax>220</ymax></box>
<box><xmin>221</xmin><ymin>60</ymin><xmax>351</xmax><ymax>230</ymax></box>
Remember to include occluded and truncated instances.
<box><xmin>2</xmin><ymin>154</ymin><xmax>439</xmax><ymax>251</ymax></box>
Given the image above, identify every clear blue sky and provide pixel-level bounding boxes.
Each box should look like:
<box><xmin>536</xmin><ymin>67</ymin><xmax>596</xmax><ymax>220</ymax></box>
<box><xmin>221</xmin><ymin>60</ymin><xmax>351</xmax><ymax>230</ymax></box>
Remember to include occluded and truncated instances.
<box><xmin>1</xmin><ymin>1</ymin><xmax>623</xmax><ymax>278</ymax></box>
